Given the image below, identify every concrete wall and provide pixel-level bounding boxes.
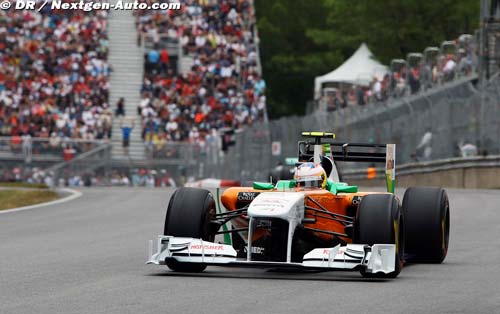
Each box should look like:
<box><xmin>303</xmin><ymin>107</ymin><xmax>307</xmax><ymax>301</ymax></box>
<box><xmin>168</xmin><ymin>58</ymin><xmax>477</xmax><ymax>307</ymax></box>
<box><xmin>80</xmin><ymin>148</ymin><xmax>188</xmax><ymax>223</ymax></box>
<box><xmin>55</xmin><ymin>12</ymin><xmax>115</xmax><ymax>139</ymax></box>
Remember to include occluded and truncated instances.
<box><xmin>346</xmin><ymin>166</ymin><xmax>500</xmax><ymax>189</ymax></box>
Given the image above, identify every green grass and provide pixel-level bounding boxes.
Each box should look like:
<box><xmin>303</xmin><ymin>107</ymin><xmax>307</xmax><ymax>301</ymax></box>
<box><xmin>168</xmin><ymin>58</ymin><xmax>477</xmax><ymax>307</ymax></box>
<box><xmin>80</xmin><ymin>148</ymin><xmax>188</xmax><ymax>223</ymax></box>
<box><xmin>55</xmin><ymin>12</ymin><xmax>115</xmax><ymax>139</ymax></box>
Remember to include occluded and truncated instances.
<box><xmin>0</xmin><ymin>182</ymin><xmax>48</xmax><ymax>189</ymax></box>
<box><xmin>0</xmin><ymin>190</ymin><xmax>59</xmax><ymax>211</ymax></box>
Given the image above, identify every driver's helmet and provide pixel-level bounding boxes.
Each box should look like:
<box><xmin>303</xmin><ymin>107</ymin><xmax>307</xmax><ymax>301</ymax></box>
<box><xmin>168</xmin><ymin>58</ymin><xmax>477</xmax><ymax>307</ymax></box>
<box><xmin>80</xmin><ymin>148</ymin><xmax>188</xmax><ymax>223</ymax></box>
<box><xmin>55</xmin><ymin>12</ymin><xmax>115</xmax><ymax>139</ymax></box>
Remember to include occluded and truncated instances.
<box><xmin>294</xmin><ymin>162</ymin><xmax>327</xmax><ymax>189</ymax></box>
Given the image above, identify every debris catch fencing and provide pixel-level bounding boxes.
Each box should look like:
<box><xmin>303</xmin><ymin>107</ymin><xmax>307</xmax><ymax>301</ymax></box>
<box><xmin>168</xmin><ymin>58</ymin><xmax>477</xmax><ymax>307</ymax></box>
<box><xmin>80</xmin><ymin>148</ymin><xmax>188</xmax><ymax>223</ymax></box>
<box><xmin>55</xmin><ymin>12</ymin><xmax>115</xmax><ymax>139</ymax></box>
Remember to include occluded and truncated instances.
<box><xmin>218</xmin><ymin>75</ymin><xmax>499</xmax><ymax>184</ymax></box>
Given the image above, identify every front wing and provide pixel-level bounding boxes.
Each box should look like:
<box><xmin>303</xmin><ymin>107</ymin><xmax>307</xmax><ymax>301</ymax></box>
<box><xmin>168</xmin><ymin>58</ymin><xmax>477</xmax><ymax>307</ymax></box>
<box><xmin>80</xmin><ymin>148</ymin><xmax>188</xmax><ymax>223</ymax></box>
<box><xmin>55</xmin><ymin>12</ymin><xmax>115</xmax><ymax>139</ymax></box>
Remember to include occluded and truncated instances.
<box><xmin>147</xmin><ymin>236</ymin><xmax>396</xmax><ymax>274</ymax></box>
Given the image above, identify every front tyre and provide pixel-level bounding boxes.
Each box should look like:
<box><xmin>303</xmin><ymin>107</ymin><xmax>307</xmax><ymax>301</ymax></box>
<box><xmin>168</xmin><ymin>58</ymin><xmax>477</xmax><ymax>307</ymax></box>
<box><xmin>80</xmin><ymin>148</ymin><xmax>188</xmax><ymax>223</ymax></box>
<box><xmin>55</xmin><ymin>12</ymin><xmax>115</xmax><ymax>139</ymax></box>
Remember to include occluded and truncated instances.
<box><xmin>354</xmin><ymin>194</ymin><xmax>404</xmax><ymax>278</ymax></box>
<box><xmin>164</xmin><ymin>187</ymin><xmax>216</xmax><ymax>272</ymax></box>
<box><xmin>403</xmin><ymin>187</ymin><xmax>450</xmax><ymax>263</ymax></box>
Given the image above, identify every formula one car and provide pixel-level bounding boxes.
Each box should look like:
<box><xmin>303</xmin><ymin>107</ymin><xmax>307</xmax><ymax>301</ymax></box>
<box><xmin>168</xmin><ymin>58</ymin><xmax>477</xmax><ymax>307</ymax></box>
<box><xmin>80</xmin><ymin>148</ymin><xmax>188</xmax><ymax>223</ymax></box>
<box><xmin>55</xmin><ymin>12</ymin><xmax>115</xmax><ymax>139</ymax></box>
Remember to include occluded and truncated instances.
<box><xmin>147</xmin><ymin>132</ymin><xmax>450</xmax><ymax>278</ymax></box>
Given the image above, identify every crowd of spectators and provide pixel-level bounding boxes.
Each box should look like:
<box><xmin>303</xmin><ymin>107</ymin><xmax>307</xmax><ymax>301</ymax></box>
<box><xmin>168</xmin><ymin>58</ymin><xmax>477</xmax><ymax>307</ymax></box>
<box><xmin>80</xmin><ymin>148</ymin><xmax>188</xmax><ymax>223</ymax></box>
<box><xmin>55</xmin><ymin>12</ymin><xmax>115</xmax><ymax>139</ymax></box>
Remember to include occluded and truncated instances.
<box><xmin>135</xmin><ymin>0</ymin><xmax>266</xmax><ymax>146</ymax></box>
<box><xmin>0</xmin><ymin>166</ymin><xmax>55</xmax><ymax>186</ymax></box>
<box><xmin>0</xmin><ymin>7</ymin><xmax>111</xmax><ymax>143</ymax></box>
<box><xmin>318</xmin><ymin>35</ymin><xmax>479</xmax><ymax>112</ymax></box>
<box><xmin>0</xmin><ymin>166</ymin><xmax>179</xmax><ymax>188</ymax></box>
<box><xmin>54</xmin><ymin>168</ymin><xmax>179</xmax><ymax>187</ymax></box>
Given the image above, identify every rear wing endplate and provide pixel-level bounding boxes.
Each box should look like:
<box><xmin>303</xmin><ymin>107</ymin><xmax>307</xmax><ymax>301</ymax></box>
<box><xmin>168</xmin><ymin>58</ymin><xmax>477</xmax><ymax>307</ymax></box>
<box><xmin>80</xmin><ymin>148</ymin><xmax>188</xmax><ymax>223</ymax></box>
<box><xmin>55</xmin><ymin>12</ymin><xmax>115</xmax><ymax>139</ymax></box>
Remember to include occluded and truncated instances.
<box><xmin>299</xmin><ymin>133</ymin><xmax>396</xmax><ymax>193</ymax></box>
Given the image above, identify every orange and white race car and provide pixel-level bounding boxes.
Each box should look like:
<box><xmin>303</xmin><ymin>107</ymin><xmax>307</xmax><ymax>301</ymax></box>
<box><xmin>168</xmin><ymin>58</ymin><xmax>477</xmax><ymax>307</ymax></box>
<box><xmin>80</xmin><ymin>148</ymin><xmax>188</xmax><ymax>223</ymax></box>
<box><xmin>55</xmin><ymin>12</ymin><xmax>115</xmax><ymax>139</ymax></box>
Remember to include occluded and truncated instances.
<box><xmin>147</xmin><ymin>132</ymin><xmax>450</xmax><ymax>278</ymax></box>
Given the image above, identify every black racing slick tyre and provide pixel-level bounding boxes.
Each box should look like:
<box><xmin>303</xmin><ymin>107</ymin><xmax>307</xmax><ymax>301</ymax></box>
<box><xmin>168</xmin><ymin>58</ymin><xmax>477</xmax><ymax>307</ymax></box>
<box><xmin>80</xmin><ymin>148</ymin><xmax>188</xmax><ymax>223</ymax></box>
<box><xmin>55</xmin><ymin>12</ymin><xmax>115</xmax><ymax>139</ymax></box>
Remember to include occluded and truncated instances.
<box><xmin>164</xmin><ymin>187</ymin><xmax>216</xmax><ymax>272</ymax></box>
<box><xmin>354</xmin><ymin>194</ymin><xmax>404</xmax><ymax>278</ymax></box>
<box><xmin>403</xmin><ymin>187</ymin><xmax>450</xmax><ymax>263</ymax></box>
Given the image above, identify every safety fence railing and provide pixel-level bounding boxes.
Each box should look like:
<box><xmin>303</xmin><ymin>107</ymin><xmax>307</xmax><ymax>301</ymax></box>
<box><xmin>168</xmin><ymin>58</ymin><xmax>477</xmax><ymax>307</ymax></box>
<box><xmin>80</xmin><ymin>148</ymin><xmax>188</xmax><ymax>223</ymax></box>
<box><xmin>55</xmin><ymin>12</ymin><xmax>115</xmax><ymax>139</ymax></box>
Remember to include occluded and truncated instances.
<box><xmin>341</xmin><ymin>155</ymin><xmax>500</xmax><ymax>180</ymax></box>
<box><xmin>46</xmin><ymin>143</ymin><xmax>112</xmax><ymax>187</ymax></box>
<box><xmin>314</xmin><ymin>33</ymin><xmax>479</xmax><ymax>113</ymax></box>
<box><xmin>221</xmin><ymin>73</ymin><xmax>500</xmax><ymax>184</ymax></box>
<box><xmin>312</xmin><ymin>73</ymin><xmax>478</xmax><ymax>114</ymax></box>
<box><xmin>61</xmin><ymin>64</ymin><xmax>500</xmax><ymax>185</ymax></box>
<box><xmin>0</xmin><ymin>137</ymin><xmax>109</xmax><ymax>163</ymax></box>
<box><xmin>143</xmin><ymin>142</ymin><xmax>199</xmax><ymax>164</ymax></box>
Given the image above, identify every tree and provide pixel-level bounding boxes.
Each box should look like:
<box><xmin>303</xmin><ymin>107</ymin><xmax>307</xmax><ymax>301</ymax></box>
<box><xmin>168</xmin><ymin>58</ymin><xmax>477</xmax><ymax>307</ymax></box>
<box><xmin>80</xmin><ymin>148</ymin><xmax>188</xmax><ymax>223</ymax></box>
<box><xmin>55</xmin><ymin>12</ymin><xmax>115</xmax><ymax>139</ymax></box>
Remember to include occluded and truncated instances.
<box><xmin>255</xmin><ymin>0</ymin><xmax>480</xmax><ymax>117</ymax></box>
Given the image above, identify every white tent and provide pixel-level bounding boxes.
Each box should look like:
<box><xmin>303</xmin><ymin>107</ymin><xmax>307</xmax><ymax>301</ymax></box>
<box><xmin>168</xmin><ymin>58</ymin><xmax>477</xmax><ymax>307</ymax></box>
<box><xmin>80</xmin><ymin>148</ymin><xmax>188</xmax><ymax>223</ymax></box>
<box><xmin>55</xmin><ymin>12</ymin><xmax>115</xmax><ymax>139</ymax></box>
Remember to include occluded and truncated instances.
<box><xmin>314</xmin><ymin>43</ymin><xmax>388</xmax><ymax>99</ymax></box>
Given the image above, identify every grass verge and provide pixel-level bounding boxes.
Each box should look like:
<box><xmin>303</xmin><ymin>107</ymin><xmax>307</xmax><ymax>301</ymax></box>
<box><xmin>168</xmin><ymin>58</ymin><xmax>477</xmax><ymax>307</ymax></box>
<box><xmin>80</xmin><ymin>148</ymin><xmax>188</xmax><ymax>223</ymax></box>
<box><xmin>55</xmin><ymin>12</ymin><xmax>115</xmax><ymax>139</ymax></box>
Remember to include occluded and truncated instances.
<box><xmin>0</xmin><ymin>182</ymin><xmax>48</xmax><ymax>189</ymax></box>
<box><xmin>0</xmin><ymin>190</ymin><xmax>59</xmax><ymax>211</ymax></box>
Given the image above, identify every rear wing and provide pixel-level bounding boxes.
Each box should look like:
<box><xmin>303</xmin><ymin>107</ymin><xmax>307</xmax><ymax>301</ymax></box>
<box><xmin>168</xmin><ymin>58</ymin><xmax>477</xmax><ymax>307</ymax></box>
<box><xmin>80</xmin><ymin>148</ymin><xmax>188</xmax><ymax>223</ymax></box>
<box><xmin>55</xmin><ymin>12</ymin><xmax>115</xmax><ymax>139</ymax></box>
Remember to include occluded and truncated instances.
<box><xmin>299</xmin><ymin>132</ymin><xmax>396</xmax><ymax>193</ymax></box>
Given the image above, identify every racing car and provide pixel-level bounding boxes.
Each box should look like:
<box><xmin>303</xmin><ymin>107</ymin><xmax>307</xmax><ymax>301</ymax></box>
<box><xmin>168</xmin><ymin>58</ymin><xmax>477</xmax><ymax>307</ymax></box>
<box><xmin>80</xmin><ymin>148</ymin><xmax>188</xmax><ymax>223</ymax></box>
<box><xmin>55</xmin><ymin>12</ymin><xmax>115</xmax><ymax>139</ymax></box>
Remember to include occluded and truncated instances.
<box><xmin>147</xmin><ymin>132</ymin><xmax>450</xmax><ymax>278</ymax></box>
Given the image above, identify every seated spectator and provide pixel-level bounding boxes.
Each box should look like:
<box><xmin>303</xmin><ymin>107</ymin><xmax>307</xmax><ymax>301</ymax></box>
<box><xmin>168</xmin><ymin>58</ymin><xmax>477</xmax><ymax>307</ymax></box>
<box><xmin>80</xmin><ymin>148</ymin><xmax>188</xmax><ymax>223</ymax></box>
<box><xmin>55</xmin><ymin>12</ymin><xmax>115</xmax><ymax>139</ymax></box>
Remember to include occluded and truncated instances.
<box><xmin>0</xmin><ymin>8</ymin><xmax>110</xmax><ymax>141</ymax></box>
<box><xmin>135</xmin><ymin>0</ymin><xmax>267</xmax><ymax>149</ymax></box>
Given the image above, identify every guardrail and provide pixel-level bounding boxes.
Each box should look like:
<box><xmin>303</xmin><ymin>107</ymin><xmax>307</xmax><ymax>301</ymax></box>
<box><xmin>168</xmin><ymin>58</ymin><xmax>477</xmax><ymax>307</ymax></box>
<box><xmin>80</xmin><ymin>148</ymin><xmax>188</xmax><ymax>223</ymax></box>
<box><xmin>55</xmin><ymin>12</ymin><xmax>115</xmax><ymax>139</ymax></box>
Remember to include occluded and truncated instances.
<box><xmin>342</xmin><ymin>155</ymin><xmax>500</xmax><ymax>189</ymax></box>
<box><xmin>146</xmin><ymin>142</ymin><xmax>199</xmax><ymax>163</ymax></box>
<box><xmin>46</xmin><ymin>143</ymin><xmax>112</xmax><ymax>187</ymax></box>
<box><xmin>0</xmin><ymin>136</ymin><xmax>109</xmax><ymax>162</ymax></box>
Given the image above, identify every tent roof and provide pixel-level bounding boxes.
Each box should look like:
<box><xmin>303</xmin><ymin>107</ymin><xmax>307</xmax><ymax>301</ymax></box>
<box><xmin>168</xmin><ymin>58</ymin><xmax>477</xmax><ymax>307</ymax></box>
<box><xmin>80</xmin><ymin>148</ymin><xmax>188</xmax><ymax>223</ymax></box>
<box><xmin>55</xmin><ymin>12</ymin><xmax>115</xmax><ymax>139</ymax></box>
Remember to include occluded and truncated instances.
<box><xmin>314</xmin><ymin>43</ymin><xmax>388</xmax><ymax>98</ymax></box>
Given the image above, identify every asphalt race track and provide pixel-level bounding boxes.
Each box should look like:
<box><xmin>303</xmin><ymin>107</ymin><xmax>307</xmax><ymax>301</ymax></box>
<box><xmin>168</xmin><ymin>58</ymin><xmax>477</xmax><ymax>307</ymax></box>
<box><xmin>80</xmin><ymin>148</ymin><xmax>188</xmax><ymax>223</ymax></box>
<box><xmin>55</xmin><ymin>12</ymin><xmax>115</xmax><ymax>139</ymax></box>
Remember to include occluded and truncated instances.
<box><xmin>1</xmin><ymin>187</ymin><xmax>499</xmax><ymax>314</ymax></box>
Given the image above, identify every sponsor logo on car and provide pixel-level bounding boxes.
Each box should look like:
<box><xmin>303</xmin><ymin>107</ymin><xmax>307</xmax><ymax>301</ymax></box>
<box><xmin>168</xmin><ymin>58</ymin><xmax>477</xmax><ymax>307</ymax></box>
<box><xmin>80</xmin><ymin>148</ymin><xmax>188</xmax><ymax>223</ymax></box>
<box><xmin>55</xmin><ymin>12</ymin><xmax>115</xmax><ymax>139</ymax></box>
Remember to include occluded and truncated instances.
<box><xmin>244</xmin><ymin>246</ymin><xmax>265</xmax><ymax>254</ymax></box>
<box><xmin>190</xmin><ymin>244</ymin><xmax>225</xmax><ymax>250</ymax></box>
<box><xmin>237</xmin><ymin>192</ymin><xmax>260</xmax><ymax>201</ymax></box>
<box><xmin>236</xmin><ymin>192</ymin><xmax>260</xmax><ymax>208</ymax></box>
<box><xmin>252</xmin><ymin>198</ymin><xmax>286</xmax><ymax>208</ymax></box>
<box><xmin>323</xmin><ymin>248</ymin><xmax>344</xmax><ymax>255</ymax></box>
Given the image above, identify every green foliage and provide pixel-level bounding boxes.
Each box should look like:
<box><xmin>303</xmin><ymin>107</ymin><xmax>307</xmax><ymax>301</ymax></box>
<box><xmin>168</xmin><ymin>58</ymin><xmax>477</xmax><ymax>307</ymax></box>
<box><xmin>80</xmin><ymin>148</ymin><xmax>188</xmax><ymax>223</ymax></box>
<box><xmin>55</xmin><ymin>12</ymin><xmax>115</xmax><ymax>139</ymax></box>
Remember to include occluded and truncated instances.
<box><xmin>255</xmin><ymin>0</ymin><xmax>479</xmax><ymax>117</ymax></box>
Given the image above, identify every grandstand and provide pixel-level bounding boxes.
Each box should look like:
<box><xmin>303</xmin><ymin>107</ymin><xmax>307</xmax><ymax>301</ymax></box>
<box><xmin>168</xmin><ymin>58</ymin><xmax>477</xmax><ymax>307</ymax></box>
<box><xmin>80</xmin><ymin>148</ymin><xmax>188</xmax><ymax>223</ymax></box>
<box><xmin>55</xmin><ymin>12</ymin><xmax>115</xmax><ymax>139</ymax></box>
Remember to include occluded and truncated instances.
<box><xmin>0</xmin><ymin>5</ymin><xmax>113</xmax><ymax>182</ymax></box>
<box><xmin>0</xmin><ymin>0</ymin><xmax>268</xmax><ymax>184</ymax></box>
<box><xmin>135</xmin><ymin>0</ymin><xmax>266</xmax><ymax>159</ymax></box>
<box><xmin>0</xmin><ymin>7</ymin><xmax>110</xmax><ymax>140</ymax></box>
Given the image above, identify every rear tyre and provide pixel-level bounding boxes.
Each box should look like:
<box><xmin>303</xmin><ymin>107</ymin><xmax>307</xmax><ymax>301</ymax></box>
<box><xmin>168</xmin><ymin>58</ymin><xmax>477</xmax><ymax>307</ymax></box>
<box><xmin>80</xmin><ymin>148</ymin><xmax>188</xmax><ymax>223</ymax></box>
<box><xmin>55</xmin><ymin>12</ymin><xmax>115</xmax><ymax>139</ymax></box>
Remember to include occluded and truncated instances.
<box><xmin>164</xmin><ymin>187</ymin><xmax>216</xmax><ymax>272</ymax></box>
<box><xmin>354</xmin><ymin>194</ymin><xmax>404</xmax><ymax>278</ymax></box>
<box><xmin>403</xmin><ymin>187</ymin><xmax>450</xmax><ymax>263</ymax></box>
